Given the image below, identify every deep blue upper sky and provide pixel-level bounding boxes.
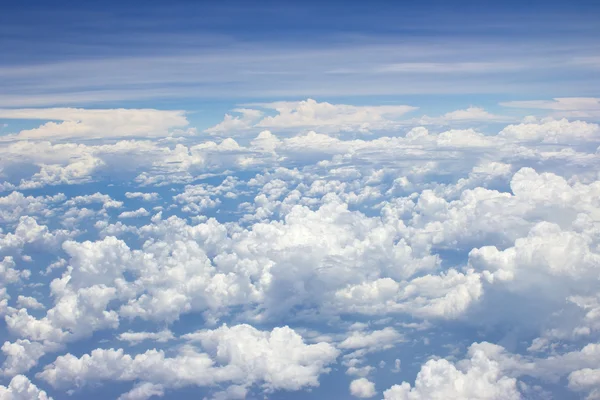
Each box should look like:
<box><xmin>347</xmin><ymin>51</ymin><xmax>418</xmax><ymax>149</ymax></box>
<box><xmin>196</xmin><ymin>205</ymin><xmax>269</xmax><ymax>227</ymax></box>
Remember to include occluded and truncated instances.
<box><xmin>0</xmin><ymin>0</ymin><xmax>599</xmax><ymax>122</ymax></box>
<box><xmin>3</xmin><ymin>0</ymin><xmax>599</xmax><ymax>63</ymax></box>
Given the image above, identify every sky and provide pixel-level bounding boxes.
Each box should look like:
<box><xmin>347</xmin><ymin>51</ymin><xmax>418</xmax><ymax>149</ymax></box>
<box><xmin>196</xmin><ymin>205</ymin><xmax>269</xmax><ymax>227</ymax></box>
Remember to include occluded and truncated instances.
<box><xmin>1</xmin><ymin>1</ymin><xmax>600</xmax><ymax>400</ymax></box>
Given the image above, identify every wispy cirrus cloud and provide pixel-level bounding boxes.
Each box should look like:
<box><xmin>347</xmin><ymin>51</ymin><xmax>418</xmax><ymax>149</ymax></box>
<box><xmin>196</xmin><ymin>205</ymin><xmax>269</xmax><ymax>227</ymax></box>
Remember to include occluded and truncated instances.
<box><xmin>1</xmin><ymin>40</ymin><xmax>599</xmax><ymax>107</ymax></box>
<box><xmin>500</xmin><ymin>97</ymin><xmax>600</xmax><ymax>119</ymax></box>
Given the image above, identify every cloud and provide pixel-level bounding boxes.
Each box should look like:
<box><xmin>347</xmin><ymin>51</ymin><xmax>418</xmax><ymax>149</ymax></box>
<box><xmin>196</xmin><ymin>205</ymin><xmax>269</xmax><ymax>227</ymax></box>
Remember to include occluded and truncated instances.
<box><xmin>0</xmin><ymin>374</ymin><xmax>53</xmax><ymax>400</ymax></box>
<box><xmin>2</xmin><ymin>101</ymin><xmax>600</xmax><ymax>400</ymax></box>
<box><xmin>118</xmin><ymin>208</ymin><xmax>150</xmax><ymax>219</ymax></box>
<box><xmin>38</xmin><ymin>324</ymin><xmax>338</xmax><ymax>396</ymax></box>
<box><xmin>375</xmin><ymin>62</ymin><xmax>522</xmax><ymax>74</ymax></box>
<box><xmin>204</xmin><ymin>108</ymin><xmax>264</xmax><ymax>134</ymax></box>
<box><xmin>116</xmin><ymin>330</ymin><xmax>174</xmax><ymax>345</ymax></box>
<box><xmin>124</xmin><ymin>192</ymin><xmax>160</xmax><ymax>201</ymax></box>
<box><xmin>0</xmin><ymin>192</ymin><xmax>65</xmax><ymax>223</ymax></box>
<box><xmin>333</xmin><ymin>270</ymin><xmax>484</xmax><ymax>319</ymax></box>
<box><xmin>500</xmin><ymin>97</ymin><xmax>600</xmax><ymax>118</ymax></box>
<box><xmin>339</xmin><ymin>328</ymin><xmax>403</xmax><ymax>352</ymax></box>
<box><xmin>568</xmin><ymin>368</ymin><xmax>600</xmax><ymax>400</ymax></box>
<box><xmin>16</xmin><ymin>296</ymin><xmax>45</xmax><ymax>310</ymax></box>
<box><xmin>117</xmin><ymin>383</ymin><xmax>165</xmax><ymax>400</ymax></box>
<box><xmin>437</xmin><ymin>107</ymin><xmax>506</xmax><ymax>122</ymax></box>
<box><xmin>206</xmin><ymin>99</ymin><xmax>418</xmax><ymax>134</ymax></box>
<box><xmin>499</xmin><ymin>118</ymin><xmax>599</xmax><ymax>143</ymax></box>
<box><xmin>64</xmin><ymin>193</ymin><xmax>123</xmax><ymax>209</ymax></box>
<box><xmin>383</xmin><ymin>343</ymin><xmax>521</xmax><ymax>400</ymax></box>
<box><xmin>350</xmin><ymin>378</ymin><xmax>377</xmax><ymax>398</ymax></box>
<box><xmin>0</xmin><ymin>108</ymin><xmax>190</xmax><ymax>140</ymax></box>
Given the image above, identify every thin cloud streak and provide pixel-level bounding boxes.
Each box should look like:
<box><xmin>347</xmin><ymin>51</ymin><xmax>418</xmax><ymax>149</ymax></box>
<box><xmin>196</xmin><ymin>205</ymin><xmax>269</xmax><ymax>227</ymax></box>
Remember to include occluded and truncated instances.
<box><xmin>1</xmin><ymin>39</ymin><xmax>599</xmax><ymax>107</ymax></box>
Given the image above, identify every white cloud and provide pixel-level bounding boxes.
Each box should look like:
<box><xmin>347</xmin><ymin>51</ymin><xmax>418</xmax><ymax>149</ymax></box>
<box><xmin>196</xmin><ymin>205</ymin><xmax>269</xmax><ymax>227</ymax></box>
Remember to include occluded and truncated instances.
<box><xmin>124</xmin><ymin>192</ymin><xmax>160</xmax><ymax>201</ymax></box>
<box><xmin>16</xmin><ymin>296</ymin><xmax>45</xmax><ymax>310</ymax></box>
<box><xmin>118</xmin><ymin>208</ymin><xmax>150</xmax><ymax>219</ymax></box>
<box><xmin>339</xmin><ymin>328</ymin><xmax>403</xmax><ymax>352</ymax></box>
<box><xmin>334</xmin><ymin>269</ymin><xmax>484</xmax><ymax>319</ymax></box>
<box><xmin>0</xmin><ymin>216</ymin><xmax>71</xmax><ymax>253</ymax></box>
<box><xmin>1</xmin><ymin>340</ymin><xmax>49</xmax><ymax>377</ymax></box>
<box><xmin>350</xmin><ymin>378</ymin><xmax>377</xmax><ymax>398</ymax></box>
<box><xmin>0</xmin><ymin>257</ymin><xmax>28</xmax><ymax>286</ymax></box>
<box><xmin>64</xmin><ymin>193</ymin><xmax>123</xmax><ymax>209</ymax></box>
<box><xmin>204</xmin><ymin>108</ymin><xmax>264</xmax><ymax>134</ymax></box>
<box><xmin>117</xmin><ymin>330</ymin><xmax>174</xmax><ymax>345</ymax></box>
<box><xmin>442</xmin><ymin>107</ymin><xmax>503</xmax><ymax>121</ymax></box>
<box><xmin>0</xmin><ymin>374</ymin><xmax>52</xmax><ymax>400</ymax></box>
<box><xmin>383</xmin><ymin>343</ymin><xmax>521</xmax><ymax>400</ymax></box>
<box><xmin>418</xmin><ymin>107</ymin><xmax>508</xmax><ymax>125</ymax></box>
<box><xmin>117</xmin><ymin>383</ymin><xmax>165</xmax><ymax>400</ymax></box>
<box><xmin>1</xmin><ymin>101</ymin><xmax>600</xmax><ymax>400</ymax></box>
<box><xmin>568</xmin><ymin>368</ymin><xmax>600</xmax><ymax>400</ymax></box>
<box><xmin>39</xmin><ymin>324</ymin><xmax>338</xmax><ymax>396</ymax></box>
<box><xmin>183</xmin><ymin>324</ymin><xmax>339</xmax><ymax>391</ymax></box>
<box><xmin>0</xmin><ymin>192</ymin><xmax>65</xmax><ymax>223</ymax></box>
<box><xmin>499</xmin><ymin>118</ymin><xmax>599</xmax><ymax>143</ymax></box>
<box><xmin>206</xmin><ymin>98</ymin><xmax>417</xmax><ymax>133</ymax></box>
<box><xmin>0</xmin><ymin>108</ymin><xmax>190</xmax><ymax>140</ymax></box>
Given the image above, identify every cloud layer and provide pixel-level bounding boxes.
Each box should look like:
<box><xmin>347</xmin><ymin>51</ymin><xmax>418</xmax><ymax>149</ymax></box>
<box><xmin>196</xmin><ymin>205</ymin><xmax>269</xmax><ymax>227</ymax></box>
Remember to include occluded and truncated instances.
<box><xmin>0</xmin><ymin>99</ymin><xmax>600</xmax><ymax>399</ymax></box>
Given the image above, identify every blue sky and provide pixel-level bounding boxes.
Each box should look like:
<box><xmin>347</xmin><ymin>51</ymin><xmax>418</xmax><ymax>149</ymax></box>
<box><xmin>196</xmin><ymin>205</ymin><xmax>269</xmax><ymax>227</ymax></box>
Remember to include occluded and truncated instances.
<box><xmin>1</xmin><ymin>2</ymin><xmax>600</xmax><ymax>400</ymax></box>
<box><xmin>1</xmin><ymin>0</ymin><xmax>599</xmax><ymax>120</ymax></box>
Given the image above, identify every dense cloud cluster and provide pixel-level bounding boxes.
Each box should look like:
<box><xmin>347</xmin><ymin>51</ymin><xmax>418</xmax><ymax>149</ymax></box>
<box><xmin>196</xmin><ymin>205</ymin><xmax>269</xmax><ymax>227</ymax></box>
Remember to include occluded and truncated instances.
<box><xmin>1</xmin><ymin>99</ymin><xmax>599</xmax><ymax>399</ymax></box>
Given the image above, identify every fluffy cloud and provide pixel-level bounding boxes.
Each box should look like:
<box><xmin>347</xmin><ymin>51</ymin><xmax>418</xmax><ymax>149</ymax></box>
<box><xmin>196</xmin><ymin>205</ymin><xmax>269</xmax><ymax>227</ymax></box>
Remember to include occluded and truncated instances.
<box><xmin>38</xmin><ymin>324</ymin><xmax>338</xmax><ymax>396</ymax></box>
<box><xmin>16</xmin><ymin>296</ymin><xmax>45</xmax><ymax>310</ymax></box>
<box><xmin>1</xmin><ymin>101</ymin><xmax>600</xmax><ymax>399</ymax></box>
<box><xmin>64</xmin><ymin>193</ymin><xmax>123</xmax><ymax>209</ymax></box>
<box><xmin>124</xmin><ymin>192</ymin><xmax>160</xmax><ymax>201</ymax></box>
<box><xmin>350</xmin><ymin>378</ymin><xmax>377</xmax><ymax>398</ymax></box>
<box><xmin>333</xmin><ymin>270</ymin><xmax>483</xmax><ymax>319</ymax></box>
<box><xmin>0</xmin><ymin>375</ymin><xmax>52</xmax><ymax>400</ymax></box>
<box><xmin>383</xmin><ymin>343</ymin><xmax>521</xmax><ymax>400</ymax></box>
<box><xmin>499</xmin><ymin>118</ymin><xmax>599</xmax><ymax>143</ymax></box>
<box><xmin>118</xmin><ymin>208</ymin><xmax>150</xmax><ymax>219</ymax></box>
<box><xmin>568</xmin><ymin>368</ymin><xmax>600</xmax><ymax>399</ymax></box>
<box><xmin>1</xmin><ymin>340</ymin><xmax>48</xmax><ymax>377</ymax></box>
<box><xmin>0</xmin><ymin>192</ymin><xmax>65</xmax><ymax>223</ymax></box>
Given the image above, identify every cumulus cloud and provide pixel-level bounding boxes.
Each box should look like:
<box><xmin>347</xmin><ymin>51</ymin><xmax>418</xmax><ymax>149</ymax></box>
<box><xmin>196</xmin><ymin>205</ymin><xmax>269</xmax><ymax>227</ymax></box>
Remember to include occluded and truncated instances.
<box><xmin>118</xmin><ymin>208</ymin><xmax>150</xmax><ymax>219</ymax></box>
<box><xmin>383</xmin><ymin>343</ymin><xmax>521</xmax><ymax>400</ymax></box>
<box><xmin>0</xmin><ymin>192</ymin><xmax>65</xmax><ymax>222</ymax></box>
<box><xmin>16</xmin><ymin>296</ymin><xmax>45</xmax><ymax>310</ymax></box>
<box><xmin>0</xmin><ymin>374</ymin><xmax>52</xmax><ymax>400</ymax></box>
<box><xmin>38</xmin><ymin>324</ymin><xmax>338</xmax><ymax>396</ymax></box>
<box><xmin>124</xmin><ymin>192</ymin><xmax>160</xmax><ymax>201</ymax></box>
<box><xmin>499</xmin><ymin>118</ymin><xmax>599</xmax><ymax>143</ymax></box>
<box><xmin>350</xmin><ymin>378</ymin><xmax>377</xmax><ymax>398</ymax></box>
<box><xmin>1</xmin><ymin>100</ymin><xmax>600</xmax><ymax>400</ymax></box>
<box><xmin>64</xmin><ymin>193</ymin><xmax>123</xmax><ymax>209</ymax></box>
